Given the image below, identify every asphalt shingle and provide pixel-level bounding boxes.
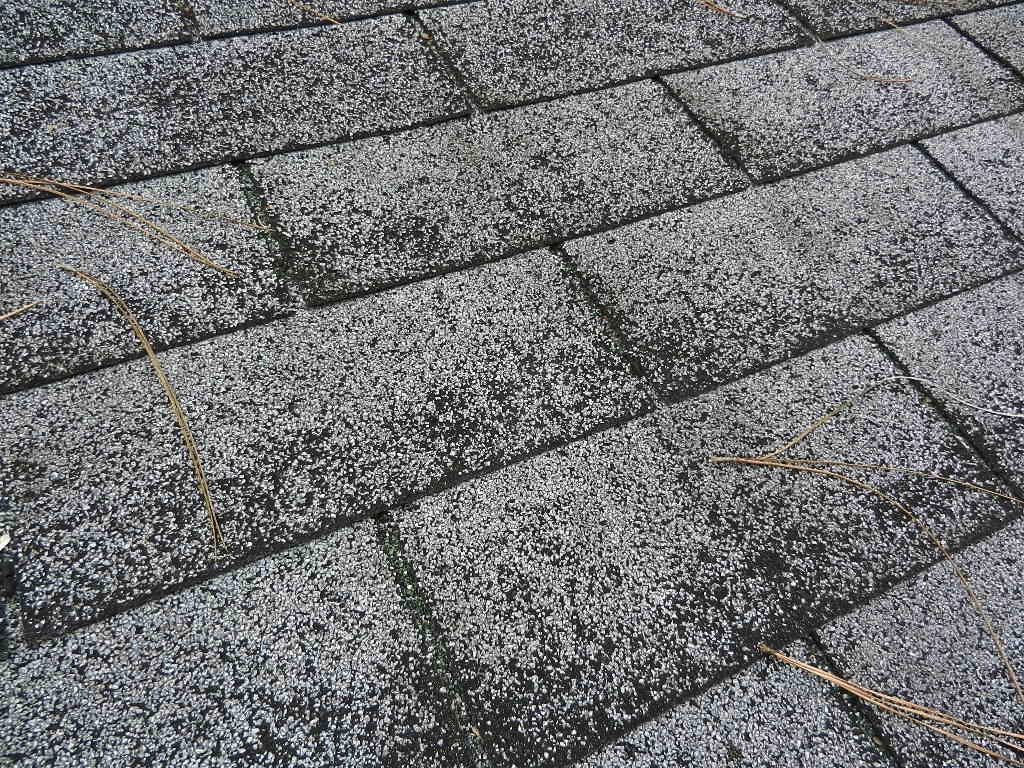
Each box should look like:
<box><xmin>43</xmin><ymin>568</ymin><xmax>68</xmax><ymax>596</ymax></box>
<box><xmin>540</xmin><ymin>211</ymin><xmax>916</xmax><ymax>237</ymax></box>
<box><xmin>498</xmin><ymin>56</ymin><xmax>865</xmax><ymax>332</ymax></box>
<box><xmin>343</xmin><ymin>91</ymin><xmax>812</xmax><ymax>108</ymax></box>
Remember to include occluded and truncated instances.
<box><xmin>564</xmin><ymin>146</ymin><xmax>1022</xmax><ymax>399</ymax></box>
<box><xmin>784</xmin><ymin>0</ymin><xmax>1004</xmax><ymax>39</ymax></box>
<box><xmin>579</xmin><ymin>641</ymin><xmax>891</xmax><ymax>768</ymax></box>
<box><xmin>667</xmin><ymin>23</ymin><xmax>1024</xmax><ymax>180</ymax></box>
<box><xmin>0</xmin><ymin>16</ymin><xmax>468</xmax><ymax>202</ymax></box>
<box><xmin>2</xmin><ymin>522</ymin><xmax>473</xmax><ymax>767</ymax></box>
<box><xmin>0</xmin><ymin>0</ymin><xmax>190</xmax><ymax>67</ymax></box>
<box><xmin>192</xmin><ymin>0</ymin><xmax>434</xmax><ymax>36</ymax></box>
<box><xmin>252</xmin><ymin>81</ymin><xmax>746</xmax><ymax>302</ymax></box>
<box><xmin>0</xmin><ymin>164</ymin><xmax>296</xmax><ymax>394</ymax></box>
<box><xmin>818</xmin><ymin>515</ymin><xmax>1024</xmax><ymax>767</ymax></box>
<box><xmin>420</xmin><ymin>0</ymin><xmax>807</xmax><ymax>108</ymax></box>
<box><xmin>923</xmin><ymin>114</ymin><xmax>1024</xmax><ymax>238</ymax></box>
<box><xmin>0</xmin><ymin>249</ymin><xmax>650</xmax><ymax>640</ymax></box>
<box><xmin>394</xmin><ymin>335</ymin><xmax>1015</xmax><ymax>767</ymax></box>
<box><xmin>952</xmin><ymin>4</ymin><xmax>1024</xmax><ymax>74</ymax></box>
<box><xmin>875</xmin><ymin>272</ymin><xmax>1024</xmax><ymax>490</ymax></box>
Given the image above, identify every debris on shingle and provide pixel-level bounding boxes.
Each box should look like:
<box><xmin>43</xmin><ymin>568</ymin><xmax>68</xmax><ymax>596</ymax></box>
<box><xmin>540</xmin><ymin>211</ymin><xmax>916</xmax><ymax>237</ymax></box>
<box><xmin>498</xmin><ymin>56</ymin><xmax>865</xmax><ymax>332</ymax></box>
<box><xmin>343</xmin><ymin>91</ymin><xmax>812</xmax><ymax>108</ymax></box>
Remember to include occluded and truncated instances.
<box><xmin>951</xmin><ymin>4</ymin><xmax>1024</xmax><ymax>74</ymax></box>
<box><xmin>923</xmin><ymin>114</ymin><xmax>1024</xmax><ymax>238</ymax></box>
<box><xmin>252</xmin><ymin>81</ymin><xmax>745</xmax><ymax>302</ymax></box>
<box><xmin>0</xmin><ymin>249</ymin><xmax>650</xmax><ymax>640</ymax></box>
<box><xmin>191</xmin><ymin>0</ymin><xmax>435</xmax><ymax>36</ymax></box>
<box><xmin>3</xmin><ymin>522</ymin><xmax>473</xmax><ymax>767</ymax></box>
<box><xmin>818</xmin><ymin>514</ymin><xmax>1024</xmax><ymax>767</ymax></box>
<box><xmin>0</xmin><ymin>16</ymin><xmax>469</xmax><ymax>201</ymax></box>
<box><xmin>875</xmin><ymin>272</ymin><xmax>1024</xmax><ymax>490</ymax></box>
<box><xmin>580</xmin><ymin>640</ymin><xmax>892</xmax><ymax>768</ymax></box>
<box><xmin>565</xmin><ymin>146</ymin><xmax>1022</xmax><ymax>399</ymax></box>
<box><xmin>0</xmin><ymin>165</ymin><xmax>296</xmax><ymax>394</ymax></box>
<box><xmin>394</xmin><ymin>335</ymin><xmax>1016</xmax><ymax>767</ymax></box>
<box><xmin>420</xmin><ymin>0</ymin><xmax>807</xmax><ymax>107</ymax></box>
<box><xmin>667</xmin><ymin>23</ymin><xmax>1024</xmax><ymax>180</ymax></box>
<box><xmin>784</xmin><ymin>0</ymin><xmax>1003</xmax><ymax>40</ymax></box>
<box><xmin>0</xmin><ymin>0</ymin><xmax>190</xmax><ymax>67</ymax></box>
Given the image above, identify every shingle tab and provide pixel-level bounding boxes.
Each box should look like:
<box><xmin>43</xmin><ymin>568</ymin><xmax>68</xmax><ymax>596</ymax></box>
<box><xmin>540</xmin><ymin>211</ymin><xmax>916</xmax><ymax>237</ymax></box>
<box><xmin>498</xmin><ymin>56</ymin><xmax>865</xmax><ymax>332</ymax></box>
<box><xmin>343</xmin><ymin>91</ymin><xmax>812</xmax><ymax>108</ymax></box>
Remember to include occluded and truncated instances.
<box><xmin>952</xmin><ymin>4</ymin><xmax>1024</xmax><ymax>73</ymax></box>
<box><xmin>395</xmin><ymin>335</ymin><xmax>1016</xmax><ymax>767</ymax></box>
<box><xmin>0</xmin><ymin>0</ymin><xmax>190</xmax><ymax>67</ymax></box>
<box><xmin>3</xmin><ymin>523</ymin><xmax>473</xmax><ymax>767</ymax></box>
<box><xmin>192</xmin><ymin>0</ymin><xmax>434</xmax><ymax>36</ymax></box>
<box><xmin>0</xmin><ymin>165</ymin><xmax>296</xmax><ymax>394</ymax></box>
<box><xmin>818</xmin><ymin>516</ymin><xmax>1024</xmax><ymax>767</ymax></box>
<box><xmin>923</xmin><ymin>114</ymin><xmax>1024</xmax><ymax>238</ymax></box>
<box><xmin>0</xmin><ymin>250</ymin><xmax>651</xmax><ymax>640</ymax></box>
<box><xmin>580</xmin><ymin>641</ymin><xmax>891</xmax><ymax>768</ymax></box>
<box><xmin>875</xmin><ymin>272</ymin><xmax>1024</xmax><ymax>490</ymax></box>
<box><xmin>252</xmin><ymin>81</ymin><xmax>745</xmax><ymax>302</ymax></box>
<box><xmin>784</xmin><ymin>0</ymin><xmax>1003</xmax><ymax>39</ymax></box>
<box><xmin>0</xmin><ymin>17</ymin><xmax>468</xmax><ymax>201</ymax></box>
<box><xmin>667</xmin><ymin>23</ymin><xmax>1024</xmax><ymax>180</ymax></box>
<box><xmin>564</xmin><ymin>146</ymin><xmax>1022</xmax><ymax>399</ymax></box>
<box><xmin>421</xmin><ymin>0</ymin><xmax>807</xmax><ymax>108</ymax></box>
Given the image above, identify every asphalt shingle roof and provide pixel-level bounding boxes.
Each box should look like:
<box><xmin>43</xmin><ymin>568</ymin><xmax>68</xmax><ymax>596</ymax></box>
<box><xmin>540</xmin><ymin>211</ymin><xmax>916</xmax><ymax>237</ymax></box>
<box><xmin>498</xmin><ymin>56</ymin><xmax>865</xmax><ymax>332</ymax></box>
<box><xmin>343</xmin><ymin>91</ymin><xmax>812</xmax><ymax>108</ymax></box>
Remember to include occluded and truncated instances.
<box><xmin>2</xmin><ymin>1</ymin><xmax>1024</xmax><ymax>766</ymax></box>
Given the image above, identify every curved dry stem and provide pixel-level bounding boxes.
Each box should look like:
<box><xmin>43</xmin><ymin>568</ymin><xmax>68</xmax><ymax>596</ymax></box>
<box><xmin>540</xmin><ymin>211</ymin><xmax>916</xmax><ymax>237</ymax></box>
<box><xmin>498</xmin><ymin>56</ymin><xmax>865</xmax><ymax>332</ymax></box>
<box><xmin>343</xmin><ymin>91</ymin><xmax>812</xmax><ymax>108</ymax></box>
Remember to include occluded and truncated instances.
<box><xmin>0</xmin><ymin>301</ymin><xmax>40</xmax><ymax>322</ymax></box>
<box><xmin>281</xmin><ymin>0</ymin><xmax>343</xmax><ymax>24</ymax></box>
<box><xmin>696</xmin><ymin>0</ymin><xmax>750</xmax><ymax>19</ymax></box>
<box><xmin>58</xmin><ymin>265</ymin><xmax>226</xmax><ymax>550</ymax></box>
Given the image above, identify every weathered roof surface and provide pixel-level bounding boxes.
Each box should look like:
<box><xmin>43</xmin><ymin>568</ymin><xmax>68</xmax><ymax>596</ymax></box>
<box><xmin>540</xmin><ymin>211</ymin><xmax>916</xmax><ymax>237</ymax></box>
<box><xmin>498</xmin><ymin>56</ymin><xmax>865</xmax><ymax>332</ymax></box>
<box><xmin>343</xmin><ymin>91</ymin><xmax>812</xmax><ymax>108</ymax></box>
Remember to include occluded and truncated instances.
<box><xmin>2</xmin><ymin>1</ymin><xmax>1024</xmax><ymax>766</ymax></box>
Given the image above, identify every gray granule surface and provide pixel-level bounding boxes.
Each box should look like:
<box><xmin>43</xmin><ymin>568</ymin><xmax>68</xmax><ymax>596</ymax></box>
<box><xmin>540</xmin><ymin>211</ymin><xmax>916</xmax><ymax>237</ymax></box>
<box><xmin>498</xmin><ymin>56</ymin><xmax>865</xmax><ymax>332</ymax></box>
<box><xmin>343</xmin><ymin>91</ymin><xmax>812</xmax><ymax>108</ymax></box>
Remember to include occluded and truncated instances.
<box><xmin>420</xmin><ymin>0</ymin><xmax>807</xmax><ymax>107</ymax></box>
<box><xmin>667</xmin><ymin>23</ymin><xmax>1024</xmax><ymax>181</ymax></box>
<box><xmin>818</xmin><ymin>516</ymin><xmax>1024</xmax><ymax>767</ymax></box>
<box><xmin>395</xmin><ymin>335</ymin><xmax>1017</xmax><ymax>767</ymax></box>
<box><xmin>580</xmin><ymin>640</ymin><xmax>891</xmax><ymax>768</ymax></box>
<box><xmin>192</xmin><ymin>0</ymin><xmax>434</xmax><ymax>36</ymax></box>
<box><xmin>923</xmin><ymin>114</ymin><xmax>1024</xmax><ymax>238</ymax></box>
<box><xmin>952</xmin><ymin>4</ymin><xmax>1024</xmax><ymax>73</ymax></box>
<box><xmin>564</xmin><ymin>146</ymin><xmax>1022</xmax><ymax>399</ymax></box>
<box><xmin>0</xmin><ymin>249</ymin><xmax>651</xmax><ymax>640</ymax></box>
<box><xmin>0</xmin><ymin>16</ymin><xmax>468</xmax><ymax>201</ymax></box>
<box><xmin>875</xmin><ymin>272</ymin><xmax>1024</xmax><ymax>489</ymax></box>
<box><xmin>1</xmin><ymin>522</ymin><xmax>473</xmax><ymax>767</ymax></box>
<box><xmin>0</xmin><ymin>0</ymin><xmax>190</xmax><ymax>66</ymax></box>
<box><xmin>0</xmin><ymin>164</ymin><xmax>296</xmax><ymax>394</ymax></box>
<box><xmin>252</xmin><ymin>81</ymin><xmax>745</xmax><ymax>302</ymax></box>
<box><xmin>784</xmin><ymin>0</ymin><xmax>1003</xmax><ymax>39</ymax></box>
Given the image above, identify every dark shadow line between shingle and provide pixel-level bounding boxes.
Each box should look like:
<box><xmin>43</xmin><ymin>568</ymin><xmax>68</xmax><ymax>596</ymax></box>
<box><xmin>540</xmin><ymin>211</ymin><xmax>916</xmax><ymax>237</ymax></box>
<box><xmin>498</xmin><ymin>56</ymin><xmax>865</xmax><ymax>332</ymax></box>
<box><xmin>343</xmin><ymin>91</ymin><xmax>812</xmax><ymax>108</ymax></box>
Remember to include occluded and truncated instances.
<box><xmin>944</xmin><ymin>16</ymin><xmax>1024</xmax><ymax>82</ymax></box>
<box><xmin>806</xmin><ymin>631</ymin><xmax>907</xmax><ymax>768</ymax></box>
<box><xmin>408</xmin><ymin>9</ymin><xmax>484</xmax><ymax>111</ymax></box>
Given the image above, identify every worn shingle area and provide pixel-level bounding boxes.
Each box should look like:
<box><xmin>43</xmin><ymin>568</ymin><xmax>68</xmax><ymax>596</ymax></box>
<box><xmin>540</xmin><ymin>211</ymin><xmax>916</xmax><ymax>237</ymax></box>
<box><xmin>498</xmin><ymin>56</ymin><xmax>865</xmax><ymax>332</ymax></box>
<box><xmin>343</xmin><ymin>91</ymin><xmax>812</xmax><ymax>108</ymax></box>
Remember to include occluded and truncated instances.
<box><xmin>952</xmin><ymin>3</ymin><xmax>1024</xmax><ymax>74</ymax></box>
<box><xmin>785</xmin><ymin>0</ymin><xmax>1004</xmax><ymax>39</ymax></box>
<box><xmin>192</xmin><ymin>0</ymin><xmax>435</xmax><ymax>35</ymax></box>
<box><xmin>421</xmin><ymin>0</ymin><xmax>807</xmax><ymax>107</ymax></box>
<box><xmin>669</xmin><ymin>23</ymin><xmax>1024</xmax><ymax>180</ymax></box>
<box><xmin>818</xmin><ymin>515</ymin><xmax>1024</xmax><ymax>767</ymax></box>
<box><xmin>875</xmin><ymin>272</ymin><xmax>1024</xmax><ymax>489</ymax></box>
<box><xmin>2</xmin><ymin>522</ymin><xmax>472</xmax><ymax>767</ymax></box>
<box><xmin>923</xmin><ymin>114</ymin><xmax>1024</xmax><ymax>238</ymax></box>
<box><xmin>565</xmin><ymin>146</ymin><xmax>1022</xmax><ymax>398</ymax></box>
<box><xmin>580</xmin><ymin>641</ymin><xmax>890</xmax><ymax>768</ymax></box>
<box><xmin>0</xmin><ymin>0</ymin><xmax>190</xmax><ymax>67</ymax></box>
<box><xmin>395</xmin><ymin>336</ymin><xmax>1016</xmax><ymax>767</ymax></box>
<box><xmin>253</xmin><ymin>81</ymin><xmax>745</xmax><ymax>302</ymax></box>
<box><xmin>0</xmin><ymin>165</ymin><xmax>296</xmax><ymax>394</ymax></box>
<box><xmin>0</xmin><ymin>16</ymin><xmax>468</xmax><ymax>201</ymax></box>
<box><xmin>0</xmin><ymin>250</ymin><xmax>650</xmax><ymax>639</ymax></box>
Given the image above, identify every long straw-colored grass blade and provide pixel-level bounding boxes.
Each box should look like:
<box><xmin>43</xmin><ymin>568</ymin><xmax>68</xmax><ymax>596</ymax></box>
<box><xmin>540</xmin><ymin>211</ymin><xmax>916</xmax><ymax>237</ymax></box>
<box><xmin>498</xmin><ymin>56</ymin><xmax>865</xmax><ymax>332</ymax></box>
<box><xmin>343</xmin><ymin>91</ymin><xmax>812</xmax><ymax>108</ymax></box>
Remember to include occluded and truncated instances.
<box><xmin>0</xmin><ymin>301</ymin><xmax>40</xmax><ymax>322</ymax></box>
<box><xmin>0</xmin><ymin>177</ymin><xmax>239</xmax><ymax>277</ymax></box>
<box><xmin>281</xmin><ymin>0</ymin><xmax>343</xmax><ymax>24</ymax></box>
<box><xmin>760</xmin><ymin>644</ymin><xmax>1024</xmax><ymax>764</ymax></box>
<box><xmin>711</xmin><ymin>453</ymin><xmax>1024</xmax><ymax>707</ymax></box>
<box><xmin>696</xmin><ymin>0</ymin><xmax>750</xmax><ymax>19</ymax></box>
<box><xmin>57</xmin><ymin>265</ymin><xmax>226</xmax><ymax>550</ymax></box>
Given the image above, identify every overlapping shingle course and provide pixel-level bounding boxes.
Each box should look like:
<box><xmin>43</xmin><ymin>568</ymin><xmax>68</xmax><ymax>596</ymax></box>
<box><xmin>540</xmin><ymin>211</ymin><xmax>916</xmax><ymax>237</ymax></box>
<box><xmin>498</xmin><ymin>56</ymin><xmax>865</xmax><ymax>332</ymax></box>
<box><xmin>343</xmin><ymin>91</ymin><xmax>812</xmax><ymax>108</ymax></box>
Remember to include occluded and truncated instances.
<box><xmin>3</xmin><ymin>2</ymin><xmax>1024</xmax><ymax>766</ymax></box>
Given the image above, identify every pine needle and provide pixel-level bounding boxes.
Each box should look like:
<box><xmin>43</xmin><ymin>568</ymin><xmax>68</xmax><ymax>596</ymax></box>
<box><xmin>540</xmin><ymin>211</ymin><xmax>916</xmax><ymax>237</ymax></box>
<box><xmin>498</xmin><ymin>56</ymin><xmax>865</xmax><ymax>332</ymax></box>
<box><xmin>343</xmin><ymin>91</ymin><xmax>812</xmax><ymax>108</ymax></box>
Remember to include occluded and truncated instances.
<box><xmin>0</xmin><ymin>301</ymin><xmax>40</xmax><ymax>322</ymax></box>
<box><xmin>57</xmin><ymin>265</ymin><xmax>226</xmax><ymax>550</ymax></box>
<box><xmin>761</xmin><ymin>644</ymin><xmax>1024</xmax><ymax>764</ymax></box>
<box><xmin>281</xmin><ymin>0</ymin><xmax>343</xmax><ymax>24</ymax></box>
<box><xmin>696</xmin><ymin>0</ymin><xmax>750</xmax><ymax>20</ymax></box>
